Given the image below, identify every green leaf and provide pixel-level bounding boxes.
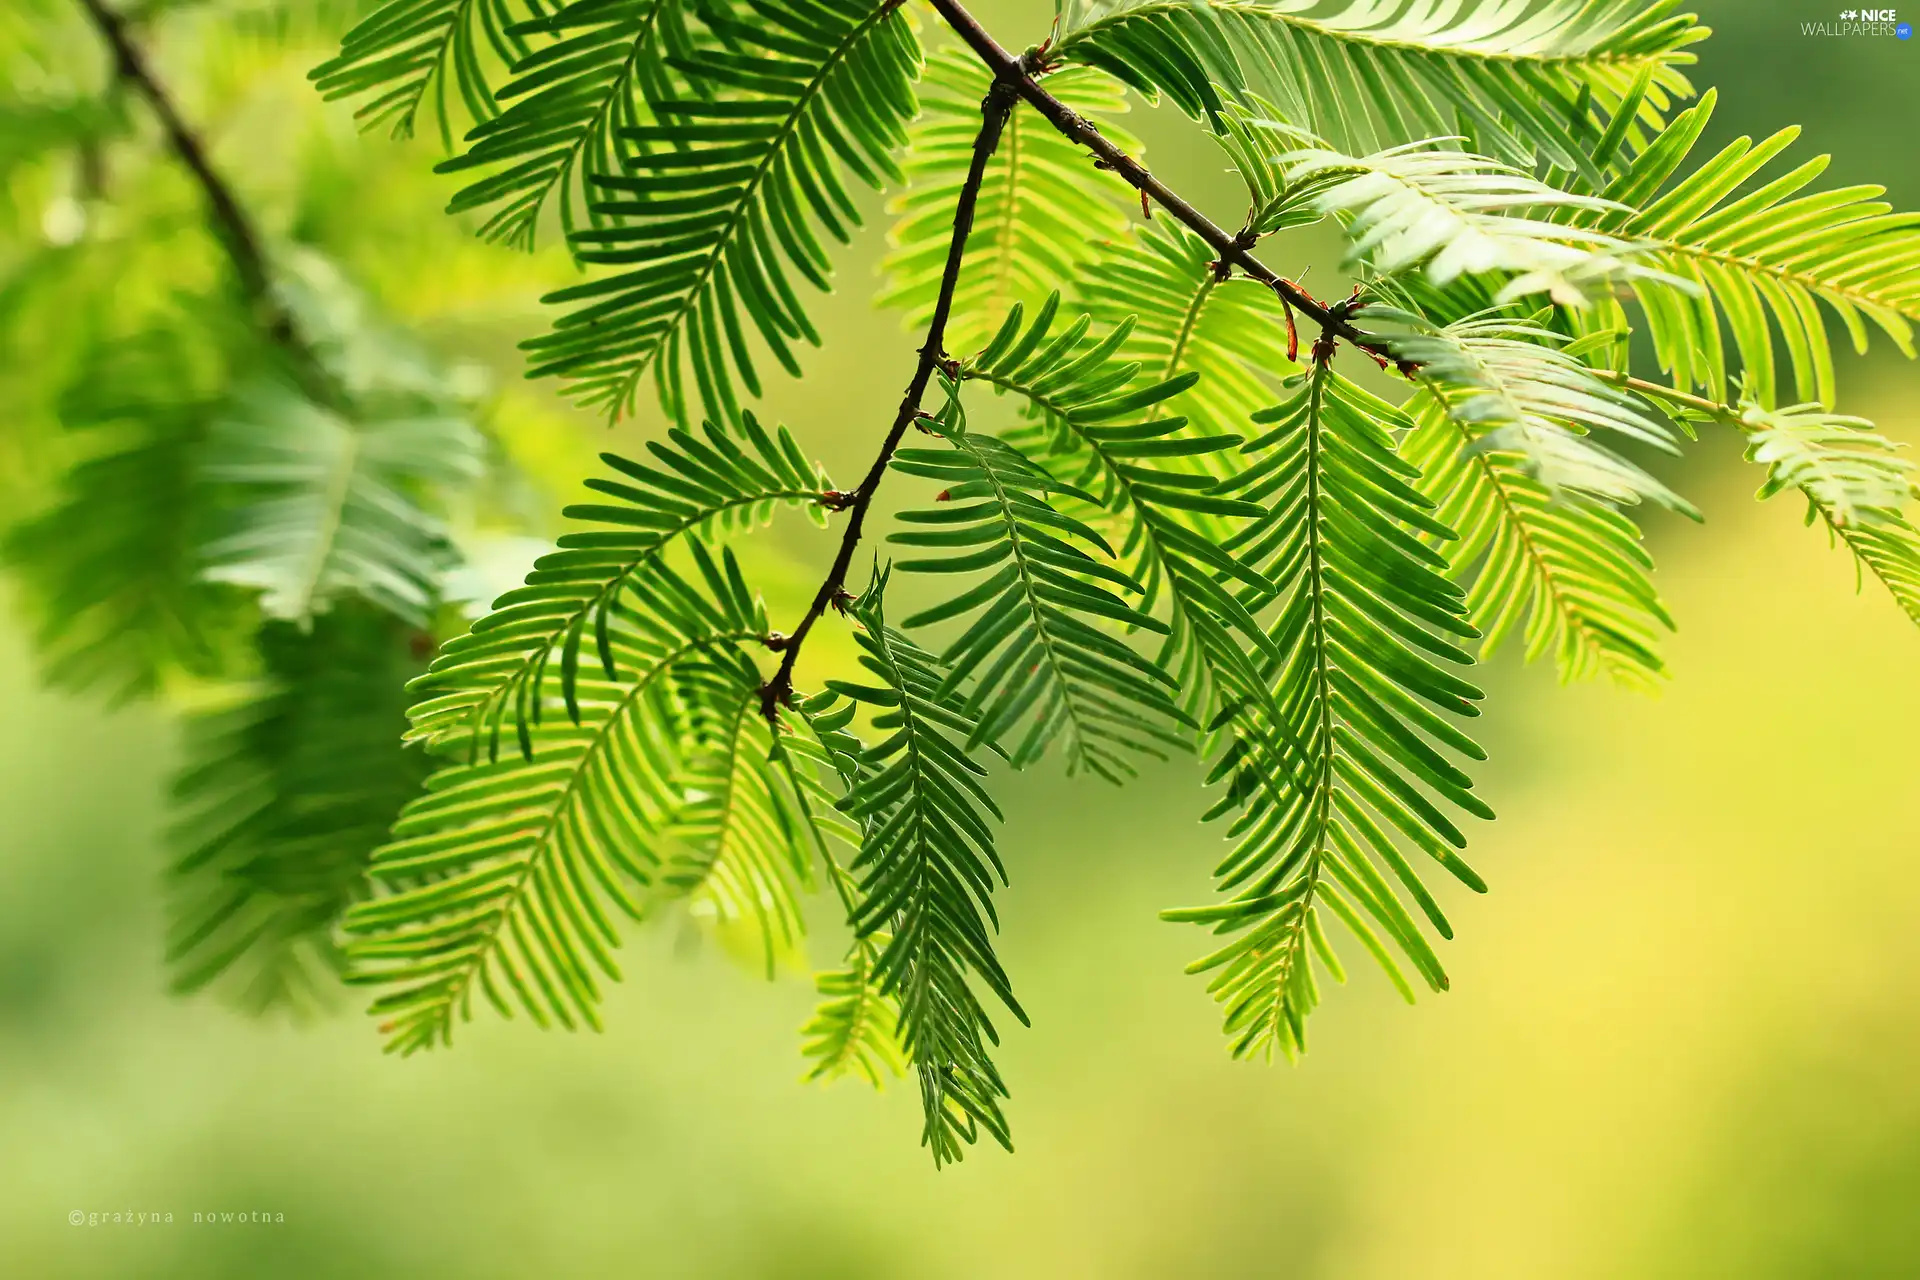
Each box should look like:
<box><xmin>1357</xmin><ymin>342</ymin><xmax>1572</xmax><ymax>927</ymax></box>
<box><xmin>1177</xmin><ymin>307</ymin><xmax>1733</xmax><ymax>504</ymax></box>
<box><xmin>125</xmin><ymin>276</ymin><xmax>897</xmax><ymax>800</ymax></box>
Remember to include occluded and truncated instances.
<box><xmin>889</xmin><ymin>378</ymin><xmax>1190</xmax><ymax>781</ymax></box>
<box><xmin>2</xmin><ymin>326</ymin><xmax>254</xmax><ymax>702</ymax></box>
<box><xmin>1737</xmin><ymin>401</ymin><xmax>1920</xmax><ymax>626</ymax></box>
<box><xmin>1076</xmin><ymin>220</ymin><xmax>1297</xmax><ymax>445</ymax></box>
<box><xmin>406</xmin><ymin>413</ymin><xmax>824</xmax><ymax>758</ymax></box>
<box><xmin>1572</xmin><ymin>89</ymin><xmax>1920</xmax><ymax>407</ymax></box>
<box><xmin>656</xmin><ymin>678</ymin><xmax>827</xmax><ymax>972</ymax></box>
<box><xmin>1368</xmin><ymin>303</ymin><xmax>1691</xmax><ymax>510</ymax></box>
<box><xmin>1283</xmin><ymin>141</ymin><xmax>1655</xmax><ymax>307</ymax></box>
<box><xmin>167</xmin><ymin>604</ymin><xmax>433</xmax><ymax>1015</ymax></box>
<box><xmin>434</xmin><ymin>0</ymin><xmax>704</xmax><ymax>249</ymax></box>
<box><xmin>800</xmin><ymin>935</ymin><xmax>908</xmax><ymax>1088</ymax></box>
<box><xmin>197</xmin><ymin>254</ymin><xmax>487</xmax><ymax>627</ymax></box>
<box><xmin>789</xmin><ymin>696</ymin><xmax>906</xmax><ymax>1088</ymax></box>
<box><xmin>1167</xmin><ymin>364</ymin><xmax>1490</xmax><ymax>1060</ymax></box>
<box><xmin>525</xmin><ymin>0</ymin><xmax>922</xmax><ymax>420</ymax></box>
<box><xmin>312</xmin><ymin>0</ymin><xmax>539</xmax><ymax>145</ymax></box>
<box><xmin>1054</xmin><ymin>0</ymin><xmax>1706</xmax><ymax>172</ymax></box>
<box><xmin>830</xmin><ymin>573</ymin><xmax>1024</xmax><ymax>1166</ymax></box>
<box><xmin>967</xmin><ymin>295</ymin><xmax>1276</xmax><ymax>737</ymax></box>
<box><xmin>342</xmin><ymin>549</ymin><xmax>770</xmax><ymax>1052</ymax></box>
<box><xmin>1365</xmin><ymin>301</ymin><xmax>1688</xmax><ymax>690</ymax></box>
<box><xmin>1400</xmin><ymin>370</ymin><xmax>1676</xmax><ymax>689</ymax></box>
<box><xmin>199</xmin><ymin>378</ymin><xmax>481</xmax><ymax>627</ymax></box>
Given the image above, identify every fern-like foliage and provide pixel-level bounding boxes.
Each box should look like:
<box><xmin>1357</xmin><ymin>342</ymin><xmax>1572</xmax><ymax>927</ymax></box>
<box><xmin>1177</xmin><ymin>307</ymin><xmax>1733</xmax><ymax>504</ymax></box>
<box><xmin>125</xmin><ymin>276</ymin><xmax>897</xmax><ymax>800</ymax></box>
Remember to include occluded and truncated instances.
<box><xmin>657</xmin><ymin>675</ymin><xmax>827</xmax><ymax>971</ymax></box>
<box><xmin>827</xmin><ymin>576</ymin><xmax>1024</xmax><ymax>1165</ymax></box>
<box><xmin>40</xmin><ymin>0</ymin><xmax>1912</xmax><ymax>1169</ymax></box>
<box><xmin>406</xmin><ymin>413</ymin><xmax>826</xmax><ymax>760</ymax></box>
<box><xmin>1076</xmin><ymin>220</ymin><xmax>1294</xmax><ymax>446</ymax></box>
<box><xmin>168</xmin><ymin>604</ymin><xmax>432</xmax><ymax>1014</ymax></box>
<box><xmin>312</xmin><ymin>0</ymin><xmax>535</xmax><ymax>144</ymax></box>
<box><xmin>793</xmin><ymin>695</ymin><xmax>908</xmax><ymax>1087</ymax></box>
<box><xmin>1280</xmin><ymin>142</ymin><xmax>1654</xmax><ymax>306</ymax></box>
<box><xmin>526</xmin><ymin>0</ymin><xmax>922</xmax><ymax>420</ymax></box>
<box><xmin>889</xmin><ymin>376</ymin><xmax>1189</xmax><ymax>780</ymax></box>
<box><xmin>1371</xmin><ymin>304</ymin><xmax>1689</xmax><ymax>509</ymax></box>
<box><xmin>2</xmin><ymin>329</ymin><xmax>252</xmax><ymax>702</ymax></box>
<box><xmin>318</xmin><ymin>0</ymin><xmax>923</xmax><ymax>421</ymax></box>
<box><xmin>1573</xmin><ymin>89</ymin><xmax>1920</xmax><ymax>407</ymax></box>
<box><xmin>1053</xmin><ymin>0</ymin><xmax>1705</xmax><ymax>172</ymax></box>
<box><xmin>1736</xmin><ymin>401</ymin><xmax>1920</xmax><ymax>625</ymax></box>
<box><xmin>434</xmin><ymin>0</ymin><xmax>702</xmax><ymax>248</ymax></box>
<box><xmin>878</xmin><ymin>50</ymin><xmax>1139</xmax><ymax>351</ymax></box>
<box><xmin>799</xmin><ymin>939</ymin><xmax>908</xmax><ymax>1086</ymax></box>
<box><xmin>1382</xmin><ymin>309</ymin><xmax>1681</xmax><ymax>686</ymax></box>
<box><xmin>1167</xmin><ymin>365</ymin><xmax>1490</xmax><ymax>1058</ymax></box>
<box><xmin>966</xmin><ymin>296</ymin><xmax>1275</xmax><ymax>730</ymax></box>
<box><xmin>345</xmin><ymin>547</ymin><xmax>771</xmax><ymax>1051</ymax></box>
<box><xmin>199</xmin><ymin>377</ymin><xmax>481</xmax><ymax>627</ymax></box>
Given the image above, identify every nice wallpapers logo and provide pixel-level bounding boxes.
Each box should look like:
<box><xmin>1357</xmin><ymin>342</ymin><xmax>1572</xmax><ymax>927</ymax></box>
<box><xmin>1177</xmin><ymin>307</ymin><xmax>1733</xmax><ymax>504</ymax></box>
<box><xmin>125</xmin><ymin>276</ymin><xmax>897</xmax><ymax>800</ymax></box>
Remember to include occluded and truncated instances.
<box><xmin>1808</xmin><ymin>8</ymin><xmax>1915</xmax><ymax>36</ymax></box>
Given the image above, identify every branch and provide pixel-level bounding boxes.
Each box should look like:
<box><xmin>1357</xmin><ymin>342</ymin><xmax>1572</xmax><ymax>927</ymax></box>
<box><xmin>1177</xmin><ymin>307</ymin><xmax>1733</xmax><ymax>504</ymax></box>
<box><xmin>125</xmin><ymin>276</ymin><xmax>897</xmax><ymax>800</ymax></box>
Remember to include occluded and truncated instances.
<box><xmin>759</xmin><ymin>79</ymin><xmax>1018</xmax><ymax>725</ymax></box>
<box><xmin>74</xmin><ymin>0</ymin><xmax>316</xmax><ymax>370</ymax></box>
<box><xmin>1592</xmin><ymin>370</ymin><xmax>1742</xmax><ymax>425</ymax></box>
<box><xmin>927</xmin><ymin>0</ymin><xmax>1413</xmax><ymax>375</ymax></box>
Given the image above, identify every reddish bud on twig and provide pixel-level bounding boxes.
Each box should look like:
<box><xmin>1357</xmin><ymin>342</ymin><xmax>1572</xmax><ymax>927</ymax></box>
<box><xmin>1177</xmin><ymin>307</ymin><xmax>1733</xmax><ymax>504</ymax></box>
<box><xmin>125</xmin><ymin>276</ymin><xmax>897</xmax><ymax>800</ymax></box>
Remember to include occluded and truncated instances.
<box><xmin>1311</xmin><ymin>329</ymin><xmax>1340</xmax><ymax>367</ymax></box>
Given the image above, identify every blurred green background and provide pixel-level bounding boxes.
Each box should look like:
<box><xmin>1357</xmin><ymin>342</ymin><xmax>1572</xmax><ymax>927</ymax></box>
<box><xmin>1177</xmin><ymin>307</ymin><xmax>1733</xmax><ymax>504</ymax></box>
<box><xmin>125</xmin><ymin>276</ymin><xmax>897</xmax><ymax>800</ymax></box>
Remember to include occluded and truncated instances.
<box><xmin>4</xmin><ymin>1</ymin><xmax>1919</xmax><ymax>1275</ymax></box>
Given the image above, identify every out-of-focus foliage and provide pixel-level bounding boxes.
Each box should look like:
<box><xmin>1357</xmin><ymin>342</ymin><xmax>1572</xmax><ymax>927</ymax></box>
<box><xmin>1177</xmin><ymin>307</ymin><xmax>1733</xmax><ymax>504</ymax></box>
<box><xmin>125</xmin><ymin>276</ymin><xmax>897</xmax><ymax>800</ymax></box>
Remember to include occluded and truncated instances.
<box><xmin>0</xmin><ymin>0</ymin><xmax>575</xmax><ymax>1015</ymax></box>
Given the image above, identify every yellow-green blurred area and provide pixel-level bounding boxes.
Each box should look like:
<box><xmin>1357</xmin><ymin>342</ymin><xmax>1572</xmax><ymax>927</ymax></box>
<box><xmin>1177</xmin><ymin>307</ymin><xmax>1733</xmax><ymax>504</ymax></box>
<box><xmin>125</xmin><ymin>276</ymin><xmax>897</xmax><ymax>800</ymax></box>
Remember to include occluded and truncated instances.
<box><xmin>4</xmin><ymin>0</ymin><xmax>1919</xmax><ymax>1275</ymax></box>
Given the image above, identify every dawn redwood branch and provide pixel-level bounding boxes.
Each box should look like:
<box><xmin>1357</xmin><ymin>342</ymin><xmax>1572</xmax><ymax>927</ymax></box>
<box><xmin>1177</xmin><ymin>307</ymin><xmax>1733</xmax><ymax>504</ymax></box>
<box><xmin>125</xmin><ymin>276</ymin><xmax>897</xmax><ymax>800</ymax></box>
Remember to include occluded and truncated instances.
<box><xmin>927</xmin><ymin>0</ymin><xmax>1413</xmax><ymax>374</ymax></box>
<box><xmin>74</xmin><ymin>0</ymin><xmax>319</xmax><ymax>373</ymax></box>
<box><xmin>759</xmin><ymin>78</ymin><xmax>1019</xmax><ymax>724</ymax></box>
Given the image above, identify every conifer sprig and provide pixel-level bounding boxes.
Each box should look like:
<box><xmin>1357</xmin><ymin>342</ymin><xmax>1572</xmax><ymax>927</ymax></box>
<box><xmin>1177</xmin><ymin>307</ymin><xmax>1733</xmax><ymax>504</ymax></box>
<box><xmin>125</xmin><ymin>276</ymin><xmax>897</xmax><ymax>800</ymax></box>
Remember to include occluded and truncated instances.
<box><xmin>13</xmin><ymin>0</ymin><xmax>1920</xmax><ymax>1170</ymax></box>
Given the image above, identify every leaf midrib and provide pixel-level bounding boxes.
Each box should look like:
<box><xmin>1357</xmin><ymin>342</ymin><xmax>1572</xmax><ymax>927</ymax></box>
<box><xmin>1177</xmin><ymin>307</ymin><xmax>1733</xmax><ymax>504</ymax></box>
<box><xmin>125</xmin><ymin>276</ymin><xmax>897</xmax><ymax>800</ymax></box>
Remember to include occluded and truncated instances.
<box><xmin>291</xmin><ymin>418</ymin><xmax>363</xmax><ymax>624</ymax></box>
<box><xmin>1264</xmin><ymin>361</ymin><xmax>1335</xmax><ymax>1052</ymax></box>
<box><xmin>963</xmin><ymin>440</ymin><xmax>1099</xmax><ymax>771</ymax></box>
<box><xmin>609</xmin><ymin>0</ymin><xmax>899</xmax><ymax>405</ymax></box>
<box><xmin>1424</xmin><ymin>372</ymin><xmax>1631</xmax><ymax>675</ymax></box>
<box><xmin>495</xmin><ymin>0</ymin><xmax>679</xmax><ymax>245</ymax></box>
<box><xmin>414</xmin><ymin>627</ymin><xmax>760</xmax><ymax>1040</ymax></box>
<box><xmin>1642</xmin><ymin>234</ymin><xmax>1920</xmax><ymax>315</ymax></box>
<box><xmin>451</xmin><ymin>484</ymin><xmax>815</xmax><ymax>746</ymax></box>
<box><xmin>969</xmin><ymin>367</ymin><xmax>1238</xmax><ymax>707</ymax></box>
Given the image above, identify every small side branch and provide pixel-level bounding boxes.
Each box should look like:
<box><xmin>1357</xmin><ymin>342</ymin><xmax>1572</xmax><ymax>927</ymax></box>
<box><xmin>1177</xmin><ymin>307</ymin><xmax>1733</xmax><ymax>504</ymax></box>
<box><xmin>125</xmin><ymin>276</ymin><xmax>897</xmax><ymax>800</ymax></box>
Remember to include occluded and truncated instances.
<box><xmin>929</xmin><ymin>0</ymin><xmax>1418</xmax><ymax>376</ymax></box>
<box><xmin>74</xmin><ymin>0</ymin><xmax>316</xmax><ymax>369</ymax></box>
<box><xmin>1590</xmin><ymin>370</ymin><xmax>1743</xmax><ymax>425</ymax></box>
<box><xmin>759</xmin><ymin>80</ymin><xmax>1018</xmax><ymax>725</ymax></box>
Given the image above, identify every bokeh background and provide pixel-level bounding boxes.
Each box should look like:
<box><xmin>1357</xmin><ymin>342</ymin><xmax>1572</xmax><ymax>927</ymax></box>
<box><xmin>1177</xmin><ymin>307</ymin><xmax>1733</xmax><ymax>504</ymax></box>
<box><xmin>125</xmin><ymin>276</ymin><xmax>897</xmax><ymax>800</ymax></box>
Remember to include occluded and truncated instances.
<box><xmin>3</xmin><ymin>1</ymin><xmax>1918</xmax><ymax>1275</ymax></box>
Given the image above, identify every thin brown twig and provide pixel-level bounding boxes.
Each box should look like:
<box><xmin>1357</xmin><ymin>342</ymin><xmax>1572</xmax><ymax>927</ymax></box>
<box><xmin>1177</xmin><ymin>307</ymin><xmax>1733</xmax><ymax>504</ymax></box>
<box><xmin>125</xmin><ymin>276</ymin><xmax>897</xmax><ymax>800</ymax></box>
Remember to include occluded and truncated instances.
<box><xmin>926</xmin><ymin>0</ymin><xmax>1419</xmax><ymax>378</ymax></box>
<box><xmin>757</xmin><ymin>79</ymin><xmax>1019</xmax><ymax>725</ymax></box>
<box><xmin>74</xmin><ymin>0</ymin><xmax>322</xmax><ymax>379</ymax></box>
